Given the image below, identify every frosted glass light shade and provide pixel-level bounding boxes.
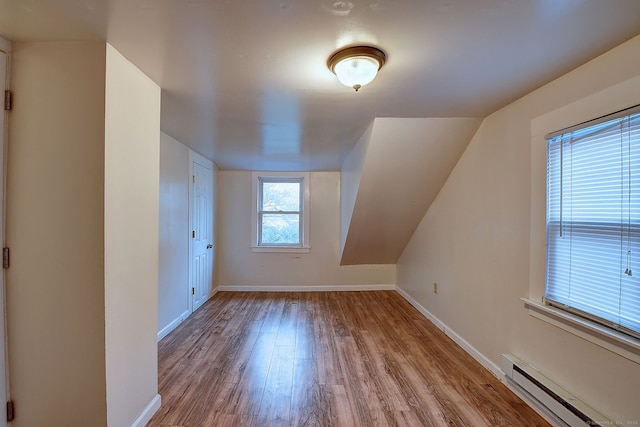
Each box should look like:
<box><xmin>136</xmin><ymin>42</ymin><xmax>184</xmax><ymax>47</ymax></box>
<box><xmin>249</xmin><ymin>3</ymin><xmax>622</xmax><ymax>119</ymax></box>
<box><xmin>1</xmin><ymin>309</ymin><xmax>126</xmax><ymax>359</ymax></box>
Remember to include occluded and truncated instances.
<box><xmin>327</xmin><ymin>46</ymin><xmax>386</xmax><ymax>92</ymax></box>
<box><xmin>333</xmin><ymin>56</ymin><xmax>379</xmax><ymax>90</ymax></box>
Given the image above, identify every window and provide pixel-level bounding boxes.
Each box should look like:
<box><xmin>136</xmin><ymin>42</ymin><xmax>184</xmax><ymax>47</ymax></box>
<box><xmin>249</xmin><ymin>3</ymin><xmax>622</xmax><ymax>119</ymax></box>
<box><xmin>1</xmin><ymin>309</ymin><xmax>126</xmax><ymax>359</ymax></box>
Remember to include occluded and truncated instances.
<box><xmin>251</xmin><ymin>172</ymin><xmax>310</xmax><ymax>252</ymax></box>
<box><xmin>259</xmin><ymin>177</ymin><xmax>302</xmax><ymax>246</ymax></box>
<box><xmin>545</xmin><ymin>107</ymin><xmax>640</xmax><ymax>339</ymax></box>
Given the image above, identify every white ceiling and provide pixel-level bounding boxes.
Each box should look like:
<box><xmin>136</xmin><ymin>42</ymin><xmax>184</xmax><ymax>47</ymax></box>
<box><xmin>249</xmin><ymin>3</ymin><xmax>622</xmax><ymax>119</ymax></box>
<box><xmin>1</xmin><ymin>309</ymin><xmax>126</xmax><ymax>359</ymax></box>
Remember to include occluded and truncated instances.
<box><xmin>2</xmin><ymin>0</ymin><xmax>640</xmax><ymax>171</ymax></box>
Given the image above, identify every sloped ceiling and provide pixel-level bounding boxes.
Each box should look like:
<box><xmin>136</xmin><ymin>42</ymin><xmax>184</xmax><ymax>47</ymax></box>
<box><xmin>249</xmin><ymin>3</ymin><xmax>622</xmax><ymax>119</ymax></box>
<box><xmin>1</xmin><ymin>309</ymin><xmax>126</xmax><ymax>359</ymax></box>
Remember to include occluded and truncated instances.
<box><xmin>1</xmin><ymin>1</ymin><xmax>640</xmax><ymax>171</ymax></box>
<box><xmin>2</xmin><ymin>1</ymin><xmax>639</xmax><ymax>266</ymax></box>
<box><xmin>340</xmin><ymin>117</ymin><xmax>482</xmax><ymax>265</ymax></box>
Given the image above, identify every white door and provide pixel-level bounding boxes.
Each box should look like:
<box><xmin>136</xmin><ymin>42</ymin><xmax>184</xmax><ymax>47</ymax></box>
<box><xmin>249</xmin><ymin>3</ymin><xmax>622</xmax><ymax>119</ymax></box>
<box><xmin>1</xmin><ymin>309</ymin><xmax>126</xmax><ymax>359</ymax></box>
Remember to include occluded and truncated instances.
<box><xmin>190</xmin><ymin>153</ymin><xmax>213</xmax><ymax>312</ymax></box>
<box><xmin>0</xmin><ymin>37</ymin><xmax>10</xmax><ymax>427</ymax></box>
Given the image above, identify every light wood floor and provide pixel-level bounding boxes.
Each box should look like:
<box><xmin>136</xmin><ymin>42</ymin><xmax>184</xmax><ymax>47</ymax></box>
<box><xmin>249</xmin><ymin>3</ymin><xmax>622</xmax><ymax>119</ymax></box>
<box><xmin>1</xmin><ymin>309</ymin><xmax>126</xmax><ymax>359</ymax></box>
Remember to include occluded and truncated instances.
<box><xmin>147</xmin><ymin>291</ymin><xmax>549</xmax><ymax>427</ymax></box>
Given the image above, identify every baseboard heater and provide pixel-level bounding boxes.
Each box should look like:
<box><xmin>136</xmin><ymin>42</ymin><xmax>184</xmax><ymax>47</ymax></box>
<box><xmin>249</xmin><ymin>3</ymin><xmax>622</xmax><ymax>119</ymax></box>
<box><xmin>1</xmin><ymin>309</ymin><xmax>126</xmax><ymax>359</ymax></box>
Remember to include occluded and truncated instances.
<box><xmin>501</xmin><ymin>354</ymin><xmax>611</xmax><ymax>427</ymax></box>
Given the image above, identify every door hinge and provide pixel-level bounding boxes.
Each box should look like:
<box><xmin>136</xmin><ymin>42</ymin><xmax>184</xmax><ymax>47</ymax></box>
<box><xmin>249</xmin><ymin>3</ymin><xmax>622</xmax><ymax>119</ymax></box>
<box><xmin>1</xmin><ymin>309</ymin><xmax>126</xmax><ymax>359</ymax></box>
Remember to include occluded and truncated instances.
<box><xmin>2</xmin><ymin>247</ymin><xmax>9</xmax><ymax>269</ymax></box>
<box><xmin>191</xmin><ymin>287</ymin><xmax>195</xmax><ymax>295</ymax></box>
<box><xmin>7</xmin><ymin>400</ymin><xmax>14</xmax><ymax>422</ymax></box>
<box><xmin>192</xmin><ymin>175</ymin><xmax>195</xmax><ymax>183</ymax></box>
<box><xmin>4</xmin><ymin>90</ymin><xmax>11</xmax><ymax>111</ymax></box>
<box><xmin>192</xmin><ymin>230</ymin><xmax>195</xmax><ymax>238</ymax></box>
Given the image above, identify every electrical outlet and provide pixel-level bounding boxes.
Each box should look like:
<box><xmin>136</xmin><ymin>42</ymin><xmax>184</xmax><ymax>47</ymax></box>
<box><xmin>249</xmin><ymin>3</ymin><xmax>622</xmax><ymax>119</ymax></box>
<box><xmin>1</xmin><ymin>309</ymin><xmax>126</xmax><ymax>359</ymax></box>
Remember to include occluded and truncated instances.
<box><xmin>433</xmin><ymin>282</ymin><xmax>438</xmax><ymax>294</ymax></box>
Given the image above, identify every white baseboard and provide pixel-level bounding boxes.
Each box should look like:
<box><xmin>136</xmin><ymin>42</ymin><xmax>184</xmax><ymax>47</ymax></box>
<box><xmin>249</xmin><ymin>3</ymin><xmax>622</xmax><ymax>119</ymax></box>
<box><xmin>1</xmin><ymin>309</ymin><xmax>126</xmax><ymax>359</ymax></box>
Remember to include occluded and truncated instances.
<box><xmin>394</xmin><ymin>287</ymin><xmax>503</xmax><ymax>379</ymax></box>
<box><xmin>130</xmin><ymin>393</ymin><xmax>161</xmax><ymax>427</ymax></box>
<box><xmin>157</xmin><ymin>309</ymin><xmax>191</xmax><ymax>342</ymax></box>
<box><xmin>157</xmin><ymin>288</ymin><xmax>220</xmax><ymax>342</ymax></box>
<box><xmin>394</xmin><ymin>287</ymin><xmax>562</xmax><ymax>426</ymax></box>
<box><xmin>218</xmin><ymin>284</ymin><xmax>396</xmax><ymax>292</ymax></box>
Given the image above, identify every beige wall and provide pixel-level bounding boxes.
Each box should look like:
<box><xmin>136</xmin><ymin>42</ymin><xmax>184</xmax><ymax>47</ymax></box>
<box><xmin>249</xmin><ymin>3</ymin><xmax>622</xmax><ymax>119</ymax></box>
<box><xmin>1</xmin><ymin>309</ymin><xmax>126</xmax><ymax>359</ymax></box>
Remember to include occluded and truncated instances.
<box><xmin>7</xmin><ymin>42</ymin><xmax>108</xmax><ymax>426</ymax></box>
<box><xmin>341</xmin><ymin>117</ymin><xmax>482</xmax><ymax>265</ymax></box>
<box><xmin>340</xmin><ymin>122</ymin><xmax>373</xmax><ymax>257</ymax></box>
<box><xmin>158</xmin><ymin>132</ymin><xmax>190</xmax><ymax>336</ymax></box>
<box><xmin>104</xmin><ymin>44</ymin><xmax>160</xmax><ymax>426</ymax></box>
<box><xmin>157</xmin><ymin>133</ymin><xmax>218</xmax><ymax>338</ymax></box>
<box><xmin>218</xmin><ymin>171</ymin><xmax>395</xmax><ymax>287</ymax></box>
<box><xmin>397</xmin><ymin>35</ymin><xmax>640</xmax><ymax>422</ymax></box>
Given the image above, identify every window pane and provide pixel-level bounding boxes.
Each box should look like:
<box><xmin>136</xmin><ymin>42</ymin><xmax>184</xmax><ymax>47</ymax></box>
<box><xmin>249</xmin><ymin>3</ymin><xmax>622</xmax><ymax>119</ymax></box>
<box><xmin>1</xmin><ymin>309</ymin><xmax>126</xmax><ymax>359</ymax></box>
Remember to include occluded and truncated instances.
<box><xmin>262</xmin><ymin>181</ymin><xmax>300</xmax><ymax>211</ymax></box>
<box><xmin>261</xmin><ymin>213</ymin><xmax>300</xmax><ymax>245</ymax></box>
<box><xmin>546</xmin><ymin>111</ymin><xmax>640</xmax><ymax>336</ymax></box>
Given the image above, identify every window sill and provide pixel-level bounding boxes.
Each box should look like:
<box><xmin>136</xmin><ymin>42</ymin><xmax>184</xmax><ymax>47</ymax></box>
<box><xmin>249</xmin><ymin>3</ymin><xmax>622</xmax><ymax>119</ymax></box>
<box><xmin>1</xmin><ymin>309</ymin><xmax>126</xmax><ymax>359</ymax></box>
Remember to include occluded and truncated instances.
<box><xmin>250</xmin><ymin>245</ymin><xmax>311</xmax><ymax>254</ymax></box>
<box><xmin>522</xmin><ymin>298</ymin><xmax>640</xmax><ymax>365</ymax></box>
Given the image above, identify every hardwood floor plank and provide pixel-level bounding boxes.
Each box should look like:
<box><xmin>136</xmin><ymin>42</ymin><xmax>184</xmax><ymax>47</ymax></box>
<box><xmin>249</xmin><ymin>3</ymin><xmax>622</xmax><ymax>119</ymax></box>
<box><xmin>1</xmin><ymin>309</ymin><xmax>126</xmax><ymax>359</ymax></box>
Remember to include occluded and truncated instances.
<box><xmin>290</xmin><ymin>358</ymin><xmax>324</xmax><ymax>427</ymax></box>
<box><xmin>148</xmin><ymin>291</ymin><xmax>550</xmax><ymax>427</ymax></box>
<box><xmin>294</xmin><ymin>309</ymin><xmax>315</xmax><ymax>360</ymax></box>
<box><xmin>257</xmin><ymin>344</ymin><xmax>294</xmax><ymax>426</ymax></box>
<box><xmin>275</xmin><ymin>297</ymin><xmax>299</xmax><ymax>346</ymax></box>
<box><xmin>396</xmin><ymin>409</ymin><xmax>428</xmax><ymax>427</ymax></box>
<box><xmin>314</xmin><ymin>314</ymin><xmax>345</xmax><ymax>386</ymax></box>
<box><xmin>223</xmin><ymin>331</ymin><xmax>277</xmax><ymax>416</ymax></box>
<box><xmin>260</xmin><ymin>293</ymin><xmax>286</xmax><ymax>334</ymax></box>
<box><xmin>202</xmin><ymin>412</ymin><xmax>258</xmax><ymax>427</ymax></box>
<box><xmin>328</xmin><ymin>384</ymin><xmax>360</xmax><ymax>427</ymax></box>
<box><xmin>354</xmin><ymin>330</ymin><xmax>411</xmax><ymax>413</ymax></box>
<box><xmin>334</xmin><ymin>336</ymin><xmax>384</xmax><ymax>427</ymax></box>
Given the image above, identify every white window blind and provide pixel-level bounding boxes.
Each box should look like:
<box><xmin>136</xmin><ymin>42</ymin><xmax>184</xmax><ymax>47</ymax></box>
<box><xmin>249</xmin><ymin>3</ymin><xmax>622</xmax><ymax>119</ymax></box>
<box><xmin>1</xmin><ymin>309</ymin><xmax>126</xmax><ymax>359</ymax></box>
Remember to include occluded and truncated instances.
<box><xmin>546</xmin><ymin>108</ymin><xmax>640</xmax><ymax>338</ymax></box>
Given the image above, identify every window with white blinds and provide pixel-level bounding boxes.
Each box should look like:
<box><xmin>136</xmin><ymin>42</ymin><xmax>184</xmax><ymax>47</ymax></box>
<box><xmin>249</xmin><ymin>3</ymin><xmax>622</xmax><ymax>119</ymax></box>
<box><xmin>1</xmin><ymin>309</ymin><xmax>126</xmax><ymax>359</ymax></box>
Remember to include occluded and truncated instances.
<box><xmin>546</xmin><ymin>107</ymin><xmax>640</xmax><ymax>339</ymax></box>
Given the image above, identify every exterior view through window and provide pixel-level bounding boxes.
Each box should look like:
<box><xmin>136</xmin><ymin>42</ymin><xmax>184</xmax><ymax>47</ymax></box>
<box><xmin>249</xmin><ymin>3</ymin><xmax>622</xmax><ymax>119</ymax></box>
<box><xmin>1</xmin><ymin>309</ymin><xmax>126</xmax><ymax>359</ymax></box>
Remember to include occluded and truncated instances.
<box><xmin>258</xmin><ymin>177</ymin><xmax>303</xmax><ymax>246</ymax></box>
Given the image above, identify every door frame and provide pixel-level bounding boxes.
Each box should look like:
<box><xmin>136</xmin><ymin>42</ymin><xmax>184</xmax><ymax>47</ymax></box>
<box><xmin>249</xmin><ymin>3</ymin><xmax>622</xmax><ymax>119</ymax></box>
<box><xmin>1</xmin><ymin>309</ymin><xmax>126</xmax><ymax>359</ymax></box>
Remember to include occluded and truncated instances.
<box><xmin>0</xmin><ymin>36</ymin><xmax>11</xmax><ymax>427</ymax></box>
<box><xmin>188</xmin><ymin>151</ymin><xmax>214</xmax><ymax>313</ymax></box>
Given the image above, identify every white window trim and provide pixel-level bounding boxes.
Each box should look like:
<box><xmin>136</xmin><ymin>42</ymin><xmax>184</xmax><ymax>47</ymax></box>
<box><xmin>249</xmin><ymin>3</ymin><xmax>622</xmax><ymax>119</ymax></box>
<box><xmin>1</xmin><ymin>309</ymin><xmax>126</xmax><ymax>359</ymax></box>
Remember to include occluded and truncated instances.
<box><xmin>529</xmin><ymin>75</ymin><xmax>640</xmax><ymax>364</ymax></box>
<box><xmin>522</xmin><ymin>298</ymin><xmax>640</xmax><ymax>364</ymax></box>
<box><xmin>251</xmin><ymin>171</ymin><xmax>310</xmax><ymax>253</ymax></box>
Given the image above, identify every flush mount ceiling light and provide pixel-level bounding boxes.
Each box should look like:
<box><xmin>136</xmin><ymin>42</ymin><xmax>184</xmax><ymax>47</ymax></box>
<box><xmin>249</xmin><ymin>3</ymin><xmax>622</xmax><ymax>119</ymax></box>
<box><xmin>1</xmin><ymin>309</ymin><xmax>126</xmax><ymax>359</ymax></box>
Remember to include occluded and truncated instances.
<box><xmin>327</xmin><ymin>45</ymin><xmax>386</xmax><ymax>92</ymax></box>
